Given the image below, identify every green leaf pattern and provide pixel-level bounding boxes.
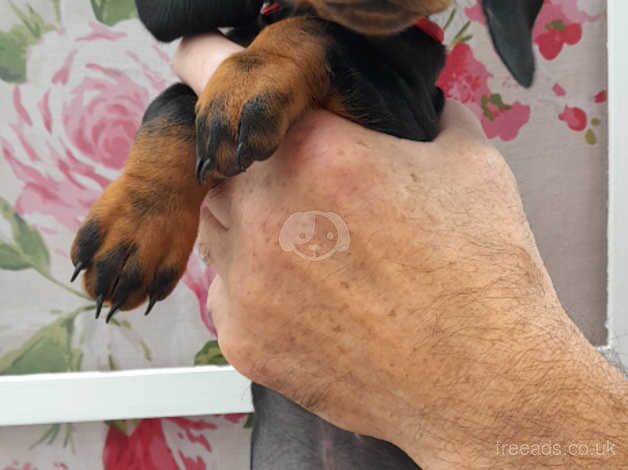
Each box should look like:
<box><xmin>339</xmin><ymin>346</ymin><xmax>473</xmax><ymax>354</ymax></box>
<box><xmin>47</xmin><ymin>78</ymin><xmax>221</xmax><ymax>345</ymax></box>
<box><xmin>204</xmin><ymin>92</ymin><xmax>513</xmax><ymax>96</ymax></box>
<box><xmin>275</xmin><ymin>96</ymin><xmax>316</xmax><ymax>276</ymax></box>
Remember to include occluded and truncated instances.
<box><xmin>0</xmin><ymin>317</ymin><xmax>82</xmax><ymax>375</ymax></box>
<box><xmin>194</xmin><ymin>340</ymin><xmax>228</xmax><ymax>366</ymax></box>
<box><xmin>0</xmin><ymin>197</ymin><xmax>50</xmax><ymax>273</ymax></box>
<box><xmin>0</xmin><ymin>2</ymin><xmax>56</xmax><ymax>83</ymax></box>
<box><xmin>0</xmin><ymin>0</ymin><xmax>136</xmax><ymax>83</ymax></box>
<box><xmin>91</xmin><ymin>0</ymin><xmax>137</xmax><ymax>26</ymax></box>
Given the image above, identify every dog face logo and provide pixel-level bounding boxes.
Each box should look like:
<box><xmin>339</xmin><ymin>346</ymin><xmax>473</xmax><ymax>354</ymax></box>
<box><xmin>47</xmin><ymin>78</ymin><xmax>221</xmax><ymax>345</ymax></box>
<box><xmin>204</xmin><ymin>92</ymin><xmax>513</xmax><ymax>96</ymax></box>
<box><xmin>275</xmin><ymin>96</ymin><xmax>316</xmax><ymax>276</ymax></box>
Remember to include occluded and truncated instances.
<box><xmin>279</xmin><ymin>211</ymin><xmax>350</xmax><ymax>261</ymax></box>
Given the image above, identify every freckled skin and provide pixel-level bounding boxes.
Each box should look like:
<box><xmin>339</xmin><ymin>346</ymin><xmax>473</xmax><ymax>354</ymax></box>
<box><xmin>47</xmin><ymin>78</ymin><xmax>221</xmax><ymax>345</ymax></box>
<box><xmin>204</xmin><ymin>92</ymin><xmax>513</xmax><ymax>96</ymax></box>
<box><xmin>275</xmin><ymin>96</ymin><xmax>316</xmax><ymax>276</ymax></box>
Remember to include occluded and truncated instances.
<box><xmin>203</xmin><ymin>109</ymin><xmax>628</xmax><ymax>469</ymax></box>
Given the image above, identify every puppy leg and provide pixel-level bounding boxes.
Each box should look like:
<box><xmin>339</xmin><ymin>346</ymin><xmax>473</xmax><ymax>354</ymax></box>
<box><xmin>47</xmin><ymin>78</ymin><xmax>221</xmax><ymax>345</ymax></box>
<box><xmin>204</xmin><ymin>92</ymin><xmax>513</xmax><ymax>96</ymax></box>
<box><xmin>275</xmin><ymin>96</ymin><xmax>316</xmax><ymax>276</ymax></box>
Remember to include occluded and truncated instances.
<box><xmin>70</xmin><ymin>84</ymin><xmax>209</xmax><ymax>321</ymax></box>
<box><xmin>194</xmin><ymin>17</ymin><xmax>333</xmax><ymax>180</ymax></box>
<box><xmin>195</xmin><ymin>18</ymin><xmax>446</xmax><ymax>183</ymax></box>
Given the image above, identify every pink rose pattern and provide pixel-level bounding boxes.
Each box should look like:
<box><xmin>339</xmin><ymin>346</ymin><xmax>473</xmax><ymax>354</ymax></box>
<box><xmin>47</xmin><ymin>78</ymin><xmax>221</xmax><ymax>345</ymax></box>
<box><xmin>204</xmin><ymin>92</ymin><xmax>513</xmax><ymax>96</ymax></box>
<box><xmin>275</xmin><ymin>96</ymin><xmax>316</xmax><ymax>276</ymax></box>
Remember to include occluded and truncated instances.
<box><xmin>1</xmin><ymin>21</ymin><xmax>212</xmax><ymax>313</ymax></box>
<box><xmin>437</xmin><ymin>41</ymin><xmax>531</xmax><ymax>141</ymax></box>
<box><xmin>444</xmin><ymin>0</ymin><xmax>605</xmax><ymax>143</ymax></box>
<box><xmin>0</xmin><ymin>0</ymin><xmax>606</xmax><ymax>468</ymax></box>
<box><xmin>103</xmin><ymin>418</ymin><xmax>218</xmax><ymax>469</ymax></box>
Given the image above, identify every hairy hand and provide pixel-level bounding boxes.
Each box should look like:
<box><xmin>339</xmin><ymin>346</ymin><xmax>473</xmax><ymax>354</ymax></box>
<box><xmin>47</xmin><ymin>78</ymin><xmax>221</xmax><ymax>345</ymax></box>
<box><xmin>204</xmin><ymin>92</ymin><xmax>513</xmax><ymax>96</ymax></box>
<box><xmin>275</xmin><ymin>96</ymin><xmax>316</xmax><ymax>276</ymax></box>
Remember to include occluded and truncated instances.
<box><xmin>175</xmin><ymin>34</ymin><xmax>627</xmax><ymax>469</ymax></box>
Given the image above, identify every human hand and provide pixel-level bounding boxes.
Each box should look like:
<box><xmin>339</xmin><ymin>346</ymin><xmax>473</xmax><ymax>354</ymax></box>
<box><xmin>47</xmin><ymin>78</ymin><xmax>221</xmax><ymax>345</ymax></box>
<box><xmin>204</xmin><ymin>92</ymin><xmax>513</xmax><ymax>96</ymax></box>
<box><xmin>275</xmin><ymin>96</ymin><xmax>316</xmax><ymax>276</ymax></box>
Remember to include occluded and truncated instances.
<box><xmin>175</xmin><ymin>34</ymin><xmax>627</xmax><ymax>469</ymax></box>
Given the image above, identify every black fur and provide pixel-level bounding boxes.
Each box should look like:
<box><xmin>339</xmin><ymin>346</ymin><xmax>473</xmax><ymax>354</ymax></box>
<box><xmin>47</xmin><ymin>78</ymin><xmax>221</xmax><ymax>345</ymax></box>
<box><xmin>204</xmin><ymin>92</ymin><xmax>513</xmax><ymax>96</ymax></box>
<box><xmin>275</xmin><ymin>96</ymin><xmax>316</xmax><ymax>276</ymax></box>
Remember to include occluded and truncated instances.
<box><xmin>110</xmin><ymin>262</ymin><xmax>143</xmax><ymax>308</ymax></box>
<box><xmin>327</xmin><ymin>24</ymin><xmax>445</xmax><ymax>140</ymax></box>
<box><xmin>142</xmin><ymin>83</ymin><xmax>197</xmax><ymax>126</ymax></box>
<box><xmin>135</xmin><ymin>0</ymin><xmax>264</xmax><ymax>42</ymax></box>
<box><xmin>94</xmin><ymin>242</ymin><xmax>134</xmax><ymax>299</ymax></box>
<box><xmin>147</xmin><ymin>267</ymin><xmax>180</xmax><ymax>302</ymax></box>
<box><xmin>237</xmin><ymin>92</ymin><xmax>289</xmax><ymax>169</ymax></box>
<box><xmin>72</xmin><ymin>219</ymin><xmax>103</xmax><ymax>267</ymax></box>
<box><xmin>483</xmin><ymin>0</ymin><xmax>544</xmax><ymax>87</ymax></box>
<box><xmin>251</xmin><ymin>384</ymin><xmax>420</xmax><ymax>470</ymax></box>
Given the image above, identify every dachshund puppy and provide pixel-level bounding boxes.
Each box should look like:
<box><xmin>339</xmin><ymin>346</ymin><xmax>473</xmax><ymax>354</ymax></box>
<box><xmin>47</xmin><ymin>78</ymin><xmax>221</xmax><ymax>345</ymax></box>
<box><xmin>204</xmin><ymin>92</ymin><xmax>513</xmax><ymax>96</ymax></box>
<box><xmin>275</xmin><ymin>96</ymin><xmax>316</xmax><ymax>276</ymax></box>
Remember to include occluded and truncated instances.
<box><xmin>71</xmin><ymin>1</ymin><xmax>542</xmax><ymax>468</ymax></box>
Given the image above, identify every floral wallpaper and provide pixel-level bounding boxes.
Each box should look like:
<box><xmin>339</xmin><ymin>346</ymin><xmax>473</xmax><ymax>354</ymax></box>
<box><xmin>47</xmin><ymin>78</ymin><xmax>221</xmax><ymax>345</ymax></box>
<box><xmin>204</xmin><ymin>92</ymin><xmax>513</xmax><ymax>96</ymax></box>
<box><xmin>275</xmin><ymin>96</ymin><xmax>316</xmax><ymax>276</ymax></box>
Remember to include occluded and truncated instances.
<box><xmin>0</xmin><ymin>0</ymin><xmax>607</xmax><ymax>468</ymax></box>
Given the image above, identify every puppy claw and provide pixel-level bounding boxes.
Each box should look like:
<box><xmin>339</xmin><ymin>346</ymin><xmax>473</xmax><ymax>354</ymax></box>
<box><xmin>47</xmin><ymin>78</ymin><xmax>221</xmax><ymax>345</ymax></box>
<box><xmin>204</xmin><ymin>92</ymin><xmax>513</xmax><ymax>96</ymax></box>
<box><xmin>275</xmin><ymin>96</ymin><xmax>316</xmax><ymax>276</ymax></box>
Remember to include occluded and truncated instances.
<box><xmin>70</xmin><ymin>261</ymin><xmax>85</xmax><ymax>283</ymax></box>
<box><xmin>195</xmin><ymin>155</ymin><xmax>204</xmax><ymax>184</ymax></box>
<box><xmin>196</xmin><ymin>157</ymin><xmax>214</xmax><ymax>186</ymax></box>
<box><xmin>106</xmin><ymin>304</ymin><xmax>121</xmax><ymax>324</ymax></box>
<box><xmin>235</xmin><ymin>143</ymin><xmax>251</xmax><ymax>174</ymax></box>
<box><xmin>144</xmin><ymin>296</ymin><xmax>158</xmax><ymax>317</ymax></box>
<box><xmin>95</xmin><ymin>294</ymin><xmax>104</xmax><ymax>320</ymax></box>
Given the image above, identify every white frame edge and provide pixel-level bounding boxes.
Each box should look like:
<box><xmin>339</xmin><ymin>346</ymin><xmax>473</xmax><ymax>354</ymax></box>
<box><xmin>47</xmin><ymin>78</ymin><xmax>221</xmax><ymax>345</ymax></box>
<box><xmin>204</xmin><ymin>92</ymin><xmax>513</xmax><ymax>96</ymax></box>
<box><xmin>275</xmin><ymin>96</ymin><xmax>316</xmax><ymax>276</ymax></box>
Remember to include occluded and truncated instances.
<box><xmin>0</xmin><ymin>366</ymin><xmax>252</xmax><ymax>426</ymax></box>
<box><xmin>608</xmin><ymin>0</ymin><xmax>628</xmax><ymax>364</ymax></box>
<box><xmin>0</xmin><ymin>4</ymin><xmax>623</xmax><ymax>428</ymax></box>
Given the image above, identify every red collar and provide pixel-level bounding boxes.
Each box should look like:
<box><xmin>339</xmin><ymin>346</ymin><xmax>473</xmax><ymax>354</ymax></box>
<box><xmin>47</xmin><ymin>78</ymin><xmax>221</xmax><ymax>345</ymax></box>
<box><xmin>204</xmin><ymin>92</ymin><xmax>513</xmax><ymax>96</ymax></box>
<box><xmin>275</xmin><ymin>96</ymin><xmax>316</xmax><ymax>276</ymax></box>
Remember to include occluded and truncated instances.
<box><xmin>415</xmin><ymin>18</ymin><xmax>444</xmax><ymax>43</ymax></box>
<box><xmin>261</xmin><ymin>3</ymin><xmax>444</xmax><ymax>43</ymax></box>
<box><xmin>261</xmin><ymin>2</ymin><xmax>282</xmax><ymax>15</ymax></box>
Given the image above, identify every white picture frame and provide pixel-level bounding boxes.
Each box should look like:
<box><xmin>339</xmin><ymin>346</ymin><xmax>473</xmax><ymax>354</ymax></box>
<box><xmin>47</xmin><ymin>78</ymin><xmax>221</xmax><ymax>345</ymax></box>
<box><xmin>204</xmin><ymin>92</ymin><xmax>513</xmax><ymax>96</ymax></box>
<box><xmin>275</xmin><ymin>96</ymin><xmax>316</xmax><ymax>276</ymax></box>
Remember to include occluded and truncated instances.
<box><xmin>0</xmin><ymin>366</ymin><xmax>252</xmax><ymax>426</ymax></box>
<box><xmin>607</xmin><ymin>0</ymin><xmax>628</xmax><ymax>366</ymax></box>
<box><xmin>0</xmin><ymin>2</ymin><xmax>624</xmax><ymax>427</ymax></box>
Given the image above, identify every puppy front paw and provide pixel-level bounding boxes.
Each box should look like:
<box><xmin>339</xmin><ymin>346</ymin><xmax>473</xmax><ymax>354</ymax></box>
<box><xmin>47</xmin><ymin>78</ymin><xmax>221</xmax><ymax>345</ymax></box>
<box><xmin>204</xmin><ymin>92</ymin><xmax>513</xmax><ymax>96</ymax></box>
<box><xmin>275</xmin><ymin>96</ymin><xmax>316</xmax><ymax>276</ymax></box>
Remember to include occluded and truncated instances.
<box><xmin>70</xmin><ymin>93</ymin><xmax>206</xmax><ymax>322</ymax></box>
<box><xmin>195</xmin><ymin>50</ymin><xmax>308</xmax><ymax>182</ymax></box>
<box><xmin>70</xmin><ymin>175</ymin><xmax>200</xmax><ymax>323</ymax></box>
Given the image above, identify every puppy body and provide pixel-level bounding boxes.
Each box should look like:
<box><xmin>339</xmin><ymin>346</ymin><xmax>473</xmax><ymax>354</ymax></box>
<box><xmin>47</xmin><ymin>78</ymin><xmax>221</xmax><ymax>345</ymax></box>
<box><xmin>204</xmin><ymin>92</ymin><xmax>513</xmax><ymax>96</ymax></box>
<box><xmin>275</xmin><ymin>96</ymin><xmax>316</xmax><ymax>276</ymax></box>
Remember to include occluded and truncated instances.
<box><xmin>251</xmin><ymin>384</ymin><xmax>421</xmax><ymax>469</ymax></box>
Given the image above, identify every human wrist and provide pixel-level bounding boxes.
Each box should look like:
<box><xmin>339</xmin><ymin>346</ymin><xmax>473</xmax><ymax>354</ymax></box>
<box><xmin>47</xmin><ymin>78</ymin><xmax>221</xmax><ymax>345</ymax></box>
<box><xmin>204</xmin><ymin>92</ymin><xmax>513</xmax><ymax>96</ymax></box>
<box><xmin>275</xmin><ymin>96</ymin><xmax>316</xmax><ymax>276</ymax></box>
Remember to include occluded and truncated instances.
<box><xmin>392</xmin><ymin>292</ymin><xmax>626</xmax><ymax>469</ymax></box>
<box><xmin>173</xmin><ymin>34</ymin><xmax>243</xmax><ymax>95</ymax></box>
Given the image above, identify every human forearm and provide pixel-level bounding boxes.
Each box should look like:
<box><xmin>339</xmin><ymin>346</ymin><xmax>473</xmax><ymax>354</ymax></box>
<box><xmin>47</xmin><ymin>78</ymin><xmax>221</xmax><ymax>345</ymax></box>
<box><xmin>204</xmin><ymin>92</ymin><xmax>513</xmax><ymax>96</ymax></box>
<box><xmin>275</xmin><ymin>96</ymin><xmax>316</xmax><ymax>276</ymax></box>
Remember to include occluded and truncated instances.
<box><xmin>396</xmin><ymin>288</ymin><xmax>627</xmax><ymax>469</ymax></box>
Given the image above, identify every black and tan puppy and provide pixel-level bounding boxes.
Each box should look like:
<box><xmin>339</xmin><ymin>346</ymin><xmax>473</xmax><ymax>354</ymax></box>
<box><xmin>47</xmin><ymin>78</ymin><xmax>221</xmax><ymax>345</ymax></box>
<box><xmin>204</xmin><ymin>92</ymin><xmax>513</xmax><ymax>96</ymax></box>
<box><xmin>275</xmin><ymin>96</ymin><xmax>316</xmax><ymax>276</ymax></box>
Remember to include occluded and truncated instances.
<box><xmin>70</xmin><ymin>1</ymin><xmax>543</xmax><ymax>468</ymax></box>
